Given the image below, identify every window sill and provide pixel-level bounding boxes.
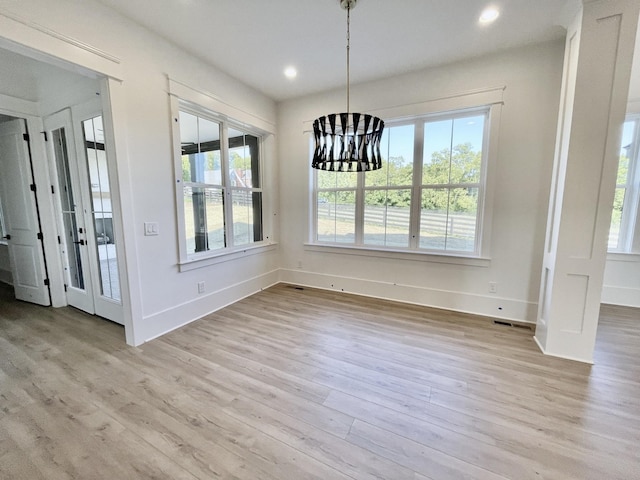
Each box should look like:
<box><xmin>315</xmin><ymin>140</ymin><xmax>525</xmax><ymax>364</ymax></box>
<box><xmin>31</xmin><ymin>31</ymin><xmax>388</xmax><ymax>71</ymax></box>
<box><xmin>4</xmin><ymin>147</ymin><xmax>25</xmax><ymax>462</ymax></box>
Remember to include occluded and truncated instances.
<box><xmin>303</xmin><ymin>243</ymin><xmax>490</xmax><ymax>267</ymax></box>
<box><xmin>179</xmin><ymin>242</ymin><xmax>278</xmax><ymax>272</ymax></box>
<box><xmin>607</xmin><ymin>252</ymin><xmax>640</xmax><ymax>263</ymax></box>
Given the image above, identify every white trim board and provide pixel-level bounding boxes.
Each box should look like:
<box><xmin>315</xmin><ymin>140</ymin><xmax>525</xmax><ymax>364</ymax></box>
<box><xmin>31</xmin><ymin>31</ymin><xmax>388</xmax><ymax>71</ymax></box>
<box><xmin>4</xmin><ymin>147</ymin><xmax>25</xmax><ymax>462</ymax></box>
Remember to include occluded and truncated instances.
<box><xmin>279</xmin><ymin>268</ymin><xmax>538</xmax><ymax>325</ymax></box>
<box><xmin>139</xmin><ymin>269</ymin><xmax>280</xmax><ymax>345</ymax></box>
<box><xmin>0</xmin><ymin>11</ymin><xmax>123</xmax><ymax>81</ymax></box>
<box><xmin>168</xmin><ymin>77</ymin><xmax>276</xmax><ymax>135</ymax></box>
<box><xmin>601</xmin><ymin>285</ymin><xmax>640</xmax><ymax>308</ymax></box>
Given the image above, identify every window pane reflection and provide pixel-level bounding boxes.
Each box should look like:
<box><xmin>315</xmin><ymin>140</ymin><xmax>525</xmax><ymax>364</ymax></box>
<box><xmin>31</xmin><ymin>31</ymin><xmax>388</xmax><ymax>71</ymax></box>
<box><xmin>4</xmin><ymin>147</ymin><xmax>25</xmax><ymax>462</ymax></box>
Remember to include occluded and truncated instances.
<box><xmin>83</xmin><ymin>116</ymin><xmax>120</xmax><ymax>302</ymax></box>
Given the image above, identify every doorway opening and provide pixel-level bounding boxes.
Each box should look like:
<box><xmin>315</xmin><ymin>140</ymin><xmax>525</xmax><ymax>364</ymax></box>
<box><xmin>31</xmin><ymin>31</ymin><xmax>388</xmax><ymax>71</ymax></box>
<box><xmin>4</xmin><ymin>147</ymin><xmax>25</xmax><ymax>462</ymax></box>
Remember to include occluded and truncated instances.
<box><xmin>0</xmin><ymin>45</ymin><xmax>124</xmax><ymax>326</ymax></box>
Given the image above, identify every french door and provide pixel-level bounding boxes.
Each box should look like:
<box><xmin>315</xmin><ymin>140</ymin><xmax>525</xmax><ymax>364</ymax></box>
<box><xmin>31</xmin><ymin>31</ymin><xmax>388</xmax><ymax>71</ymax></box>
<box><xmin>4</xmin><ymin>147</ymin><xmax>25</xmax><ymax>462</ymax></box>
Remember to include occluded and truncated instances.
<box><xmin>45</xmin><ymin>104</ymin><xmax>123</xmax><ymax>324</ymax></box>
<box><xmin>45</xmin><ymin>110</ymin><xmax>95</xmax><ymax>313</ymax></box>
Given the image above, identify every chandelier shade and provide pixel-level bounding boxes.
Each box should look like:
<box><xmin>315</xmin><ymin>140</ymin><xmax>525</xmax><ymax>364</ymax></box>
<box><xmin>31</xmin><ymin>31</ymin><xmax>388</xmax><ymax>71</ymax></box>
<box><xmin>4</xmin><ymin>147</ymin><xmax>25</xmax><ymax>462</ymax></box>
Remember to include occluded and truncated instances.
<box><xmin>312</xmin><ymin>112</ymin><xmax>384</xmax><ymax>172</ymax></box>
<box><xmin>311</xmin><ymin>0</ymin><xmax>384</xmax><ymax>172</ymax></box>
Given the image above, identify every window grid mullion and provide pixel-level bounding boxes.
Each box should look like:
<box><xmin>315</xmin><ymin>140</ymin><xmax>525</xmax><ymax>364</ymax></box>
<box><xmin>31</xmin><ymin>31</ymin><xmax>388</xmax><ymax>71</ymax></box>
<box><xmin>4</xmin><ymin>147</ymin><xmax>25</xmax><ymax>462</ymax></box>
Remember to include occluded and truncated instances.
<box><xmin>355</xmin><ymin>172</ymin><xmax>365</xmax><ymax>245</ymax></box>
<box><xmin>362</xmin><ymin>185</ymin><xmax>414</xmax><ymax>192</ymax></box>
<box><xmin>410</xmin><ymin>121</ymin><xmax>424</xmax><ymax>250</ymax></box>
<box><xmin>421</xmin><ymin>182</ymin><xmax>481</xmax><ymax>189</ymax></box>
<box><xmin>220</xmin><ymin>123</ymin><xmax>232</xmax><ymax>249</ymax></box>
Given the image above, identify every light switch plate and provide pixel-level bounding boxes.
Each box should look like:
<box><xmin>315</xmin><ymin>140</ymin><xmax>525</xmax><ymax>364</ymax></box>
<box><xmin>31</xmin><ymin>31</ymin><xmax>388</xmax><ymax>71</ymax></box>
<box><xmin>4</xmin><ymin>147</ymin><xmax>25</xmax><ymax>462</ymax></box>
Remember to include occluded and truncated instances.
<box><xmin>144</xmin><ymin>222</ymin><xmax>159</xmax><ymax>236</ymax></box>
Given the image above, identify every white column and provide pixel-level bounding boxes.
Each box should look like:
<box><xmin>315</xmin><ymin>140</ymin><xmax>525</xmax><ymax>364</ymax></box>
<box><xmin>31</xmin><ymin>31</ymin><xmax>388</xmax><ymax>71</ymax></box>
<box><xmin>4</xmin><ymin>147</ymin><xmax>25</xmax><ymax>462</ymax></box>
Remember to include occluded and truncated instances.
<box><xmin>535</xmin><ymin>0</ymin><xmax>640</xmax><ymax>363</ymax></box>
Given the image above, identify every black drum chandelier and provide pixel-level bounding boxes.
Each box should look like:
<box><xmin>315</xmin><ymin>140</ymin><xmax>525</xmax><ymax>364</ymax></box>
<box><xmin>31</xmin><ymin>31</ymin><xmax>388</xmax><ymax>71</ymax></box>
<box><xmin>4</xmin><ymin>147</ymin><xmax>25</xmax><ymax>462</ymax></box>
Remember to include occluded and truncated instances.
<box><xmin>312</xmin><ymin>0</ymin><xmax>385</xmax><ymax>172</ymax></box>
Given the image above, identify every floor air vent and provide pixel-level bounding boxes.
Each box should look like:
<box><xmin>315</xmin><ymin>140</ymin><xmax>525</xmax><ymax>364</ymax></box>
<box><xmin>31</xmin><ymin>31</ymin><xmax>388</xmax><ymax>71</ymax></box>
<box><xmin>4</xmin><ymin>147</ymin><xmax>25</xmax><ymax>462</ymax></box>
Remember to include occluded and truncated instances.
<box><xmin>493</xmin><ymin>320</ymin><xmax>532</xmax><ymax>331</ymax></box>
<box><xmin>494</xmin><ymin>320</ymin><xmax>512</xmax><ymax>327</ymax></box>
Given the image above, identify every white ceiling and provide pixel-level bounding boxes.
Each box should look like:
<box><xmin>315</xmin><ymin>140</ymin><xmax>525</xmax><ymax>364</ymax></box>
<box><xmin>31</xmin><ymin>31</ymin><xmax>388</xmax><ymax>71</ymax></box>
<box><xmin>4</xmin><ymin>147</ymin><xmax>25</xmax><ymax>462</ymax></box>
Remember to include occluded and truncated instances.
<box><xmin>94</xmin><ymin>0</ymin><xmax>576</xmax><ymax>101</ymax></box>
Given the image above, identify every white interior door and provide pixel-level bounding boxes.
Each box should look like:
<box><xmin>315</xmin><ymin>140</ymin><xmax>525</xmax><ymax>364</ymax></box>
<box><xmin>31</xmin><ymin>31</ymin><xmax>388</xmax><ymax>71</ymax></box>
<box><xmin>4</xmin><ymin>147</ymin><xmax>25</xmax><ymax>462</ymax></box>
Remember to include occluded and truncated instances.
<box><xmin>0</xmin><ymin>119</ymin><xmax>50</xmax><ymax>306</ymax></box>
<box><xmin>45</xmin><ymin>110</ymin><xmax>96</xmax><ymax>314</ymax></box>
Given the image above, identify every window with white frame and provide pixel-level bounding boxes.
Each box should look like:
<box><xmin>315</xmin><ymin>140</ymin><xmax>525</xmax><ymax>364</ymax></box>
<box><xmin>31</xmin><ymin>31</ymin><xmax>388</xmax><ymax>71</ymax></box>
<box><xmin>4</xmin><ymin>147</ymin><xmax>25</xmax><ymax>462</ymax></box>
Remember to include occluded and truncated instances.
<box><xmin>314</xmin><ymin>107</ymin><xmax>490</xmax><ymax>256</ymax></box>
<box><xmin>178</xmin><ymin>108</ymin><xmax>263</xmax><ymax>257</ymax></box>
<box><xmin>608</xmin><ymin>115</ymin><xmax>640</xmax><ymax>253</ymax></box>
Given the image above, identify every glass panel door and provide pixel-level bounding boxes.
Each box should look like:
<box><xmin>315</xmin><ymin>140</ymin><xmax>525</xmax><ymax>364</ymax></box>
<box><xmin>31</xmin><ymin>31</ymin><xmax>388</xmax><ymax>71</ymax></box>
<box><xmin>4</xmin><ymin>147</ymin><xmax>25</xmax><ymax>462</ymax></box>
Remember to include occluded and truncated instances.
<box><xmin>82</xmin><ymin>116</ymin><xmax>120</xmax><ymax>302</ymax></box>
<box><xmin>52</xmin><ymin>127</ymin><xmax>85</xmax><ymax>290</ymax></box>
<box><xmin>45</xmin><ymin>108</ymin><xmax>96</xmax><ymax>315</ymax></box>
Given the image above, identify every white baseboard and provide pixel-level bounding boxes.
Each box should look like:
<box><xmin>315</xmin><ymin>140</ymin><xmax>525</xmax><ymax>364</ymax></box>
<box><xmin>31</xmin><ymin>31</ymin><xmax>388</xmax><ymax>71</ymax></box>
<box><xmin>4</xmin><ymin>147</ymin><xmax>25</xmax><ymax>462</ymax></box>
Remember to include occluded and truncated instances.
<box><xmin>533</xmin><ymin>335</ymin><xmax>594</xmax><ymax>364</ymax></box>
<box><xmin>138</xmin><ymin>269</ymin><xmax>280</xmax><ymax>345</ymax></box>
<box><xmin>137</xmin><ymin>268</ymin><xmax>540</xmax><ymax>346</ymax></box>
<box><xmin>279</xmin><ymin>268</ymin><xmax>537</xmax><ymax>324</ymax></box>
<box><xmin>601</xmin><ymin>285</ymin><xmax>640</xmax><ymax>308</ymax></box>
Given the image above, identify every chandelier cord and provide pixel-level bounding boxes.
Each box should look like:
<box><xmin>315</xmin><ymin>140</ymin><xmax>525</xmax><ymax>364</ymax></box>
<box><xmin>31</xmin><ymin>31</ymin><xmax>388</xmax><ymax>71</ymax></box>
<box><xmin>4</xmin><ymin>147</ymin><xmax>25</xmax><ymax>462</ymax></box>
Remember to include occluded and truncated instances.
<box><xmin>311</xmin><ymin>0</ymin><xmax>384</xmax><ymax>172</ymax></box>
<box><xmin>346</xmin><ymin>3</ymin><xmax>351</xmax><ymax>118</ymax></box>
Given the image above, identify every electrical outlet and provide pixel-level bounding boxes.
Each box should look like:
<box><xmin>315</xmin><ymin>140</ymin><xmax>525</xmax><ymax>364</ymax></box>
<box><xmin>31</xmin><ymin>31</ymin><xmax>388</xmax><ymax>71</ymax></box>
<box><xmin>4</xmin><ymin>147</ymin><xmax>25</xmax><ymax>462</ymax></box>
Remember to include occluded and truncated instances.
<box><xmin>197</xmin><ymin>281</ymin><xmax>205</xmax><ymax>294</ymax></box>
<box><xmin>489</xmin><ymin>281</ymin><xmax>498</xmax><ymax>294</ymax></box>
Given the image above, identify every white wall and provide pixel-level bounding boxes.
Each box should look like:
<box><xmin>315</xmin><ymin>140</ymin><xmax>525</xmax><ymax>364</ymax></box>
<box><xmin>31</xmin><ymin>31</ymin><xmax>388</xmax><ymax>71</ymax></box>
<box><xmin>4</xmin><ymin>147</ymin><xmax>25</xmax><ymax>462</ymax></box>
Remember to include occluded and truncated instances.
<box><xmin>277</xmin><ymin>40</ymin><xmax>565</xmax><ymax>323</ymax></box>
<box><xmin>0</xmin><ymin>0</ymin><xmax>279</xmax><ymax>343</ymax></box>
<box><xmin>603</xmin><ymin>255</ymin><xmax>640</xmax><ymax>307</ymax></box>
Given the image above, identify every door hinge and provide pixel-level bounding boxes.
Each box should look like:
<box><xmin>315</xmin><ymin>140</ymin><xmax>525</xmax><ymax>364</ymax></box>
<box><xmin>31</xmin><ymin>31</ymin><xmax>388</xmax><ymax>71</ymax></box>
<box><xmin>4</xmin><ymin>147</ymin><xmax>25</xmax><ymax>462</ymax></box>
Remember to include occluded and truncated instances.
<box><xmin>51</xmin><ymin>185</ymin><xmax>55</xmax><ymax>194</ymax></box>
<box><xmin>42</xmin><ymin>131</ymin><xmax>48</xmax><ymax>142</ymax></box>
<box><xmin>44</xmin><ymin>278</ymin><xmax>50</xmax><ymax>286</ymax></box>
<box><xmin>30</xmin><ymin>184</ymin><xmax>37</xmax><ymax>192</ymax></box>
<box><xmin>64</xmin><ymin>284</ymin><xmax>68</xmax><ymax>292</ymax></box>
<box><xmin>57</xmin><ymin>235</ymin><xmax>61</xmax><ymax>244</ymax></box>
<box><xmin>37</xmin><ymin>232</ymin><xmax>43</xmax><ymax>241</ymax></box>
<box><xmin>23</xmin><ymin>133</ymin><xmax>30</xmax><ymax>142</ymax></box>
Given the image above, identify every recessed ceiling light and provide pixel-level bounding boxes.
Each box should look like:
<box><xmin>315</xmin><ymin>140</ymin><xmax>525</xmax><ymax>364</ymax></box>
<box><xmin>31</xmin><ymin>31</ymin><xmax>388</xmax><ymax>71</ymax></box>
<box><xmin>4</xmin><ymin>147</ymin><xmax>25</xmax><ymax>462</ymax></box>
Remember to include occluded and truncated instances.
<box><xmin>284</xmin><ymin>66</ymin><xmax>297</xmax><ymax>79</ymax></box>
<box><xmin>479</xmin><ymin>7</ymin><xmax>500</xmax><ymax>24</ymax></box>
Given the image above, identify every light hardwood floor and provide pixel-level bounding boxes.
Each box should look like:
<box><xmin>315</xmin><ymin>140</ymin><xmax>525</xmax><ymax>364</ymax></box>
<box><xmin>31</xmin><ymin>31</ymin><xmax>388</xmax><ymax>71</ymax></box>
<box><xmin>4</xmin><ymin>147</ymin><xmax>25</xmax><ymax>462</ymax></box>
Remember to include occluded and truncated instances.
<box><xmin>1</xmin><ymin>282</ymin><xmax>639</xmax><ymax>480</ymax></box>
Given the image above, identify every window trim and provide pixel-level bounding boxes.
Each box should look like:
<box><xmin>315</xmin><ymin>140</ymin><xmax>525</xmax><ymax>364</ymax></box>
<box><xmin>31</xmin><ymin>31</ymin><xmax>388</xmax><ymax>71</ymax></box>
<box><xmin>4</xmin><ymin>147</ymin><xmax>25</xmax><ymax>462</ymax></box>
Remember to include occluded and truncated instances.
<box><xmin>310</xmin><ymin>93</ymin><xmax>503</xmax><ymax>260</ymax></box>
<box><xmin>170</xmin><ymin>94</ymin><xmax>272</xmax><ymax>267</ymax></box>
<box><xmin>303</xmin><ymin>243</ymin><xmax>491</xmax><ymax>267</ymax></box>
<box><xmin>606</xmin><ymin>252</ymin><xmax>640</xmax><ymax>263</ymax></box>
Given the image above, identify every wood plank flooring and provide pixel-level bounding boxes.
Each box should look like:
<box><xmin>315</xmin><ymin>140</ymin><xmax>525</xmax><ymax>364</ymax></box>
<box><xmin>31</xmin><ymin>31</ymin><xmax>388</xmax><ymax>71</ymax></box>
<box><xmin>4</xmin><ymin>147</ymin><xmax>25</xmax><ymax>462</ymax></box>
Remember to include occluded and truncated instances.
<box><xmin>1</xmin><ymin>282</ymin><xmax>639</xmax><ymax>479</ymax></box>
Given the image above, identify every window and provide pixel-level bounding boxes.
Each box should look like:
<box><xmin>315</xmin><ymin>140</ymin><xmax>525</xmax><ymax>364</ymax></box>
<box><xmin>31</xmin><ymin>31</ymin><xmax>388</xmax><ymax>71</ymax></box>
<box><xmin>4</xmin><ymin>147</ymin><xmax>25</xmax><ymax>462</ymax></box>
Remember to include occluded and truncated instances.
<box><xmin>609</xmin><ymin>115</ymin><xmax>640</xmax><ymax>253</ymax></box>
<box><xmin>178</xmin><ymin>108</ymin><xmax>263</xmax><ymax>258</ymax></box>
<box><xmin>314</xmin><ymin>108</ymin><xmax>489</xmax><ymax>256</ymax></box>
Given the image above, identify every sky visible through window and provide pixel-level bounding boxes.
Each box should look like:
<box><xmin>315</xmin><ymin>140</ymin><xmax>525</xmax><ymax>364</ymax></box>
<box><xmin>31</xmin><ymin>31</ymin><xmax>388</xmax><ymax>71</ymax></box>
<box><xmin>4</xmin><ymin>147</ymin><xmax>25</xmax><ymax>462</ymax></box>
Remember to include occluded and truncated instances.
<box><xmin>386</xmin><ymin>116</ymin><xmax>484</xmax><ymax>165</ymax></box>
<box><xmin>424</xmin><ymin>116</ymin><xmax>484</xmax><ymax>164</ymax></box>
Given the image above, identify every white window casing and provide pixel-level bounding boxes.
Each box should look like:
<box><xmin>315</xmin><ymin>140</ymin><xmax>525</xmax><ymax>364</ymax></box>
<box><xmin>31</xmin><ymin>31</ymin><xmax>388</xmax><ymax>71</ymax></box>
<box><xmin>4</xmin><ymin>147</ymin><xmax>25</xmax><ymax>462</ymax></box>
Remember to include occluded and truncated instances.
<box><xmin>309</xmin><ymin>86</ymin><xmax>504</xmax><ymax>263</ymax></box>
